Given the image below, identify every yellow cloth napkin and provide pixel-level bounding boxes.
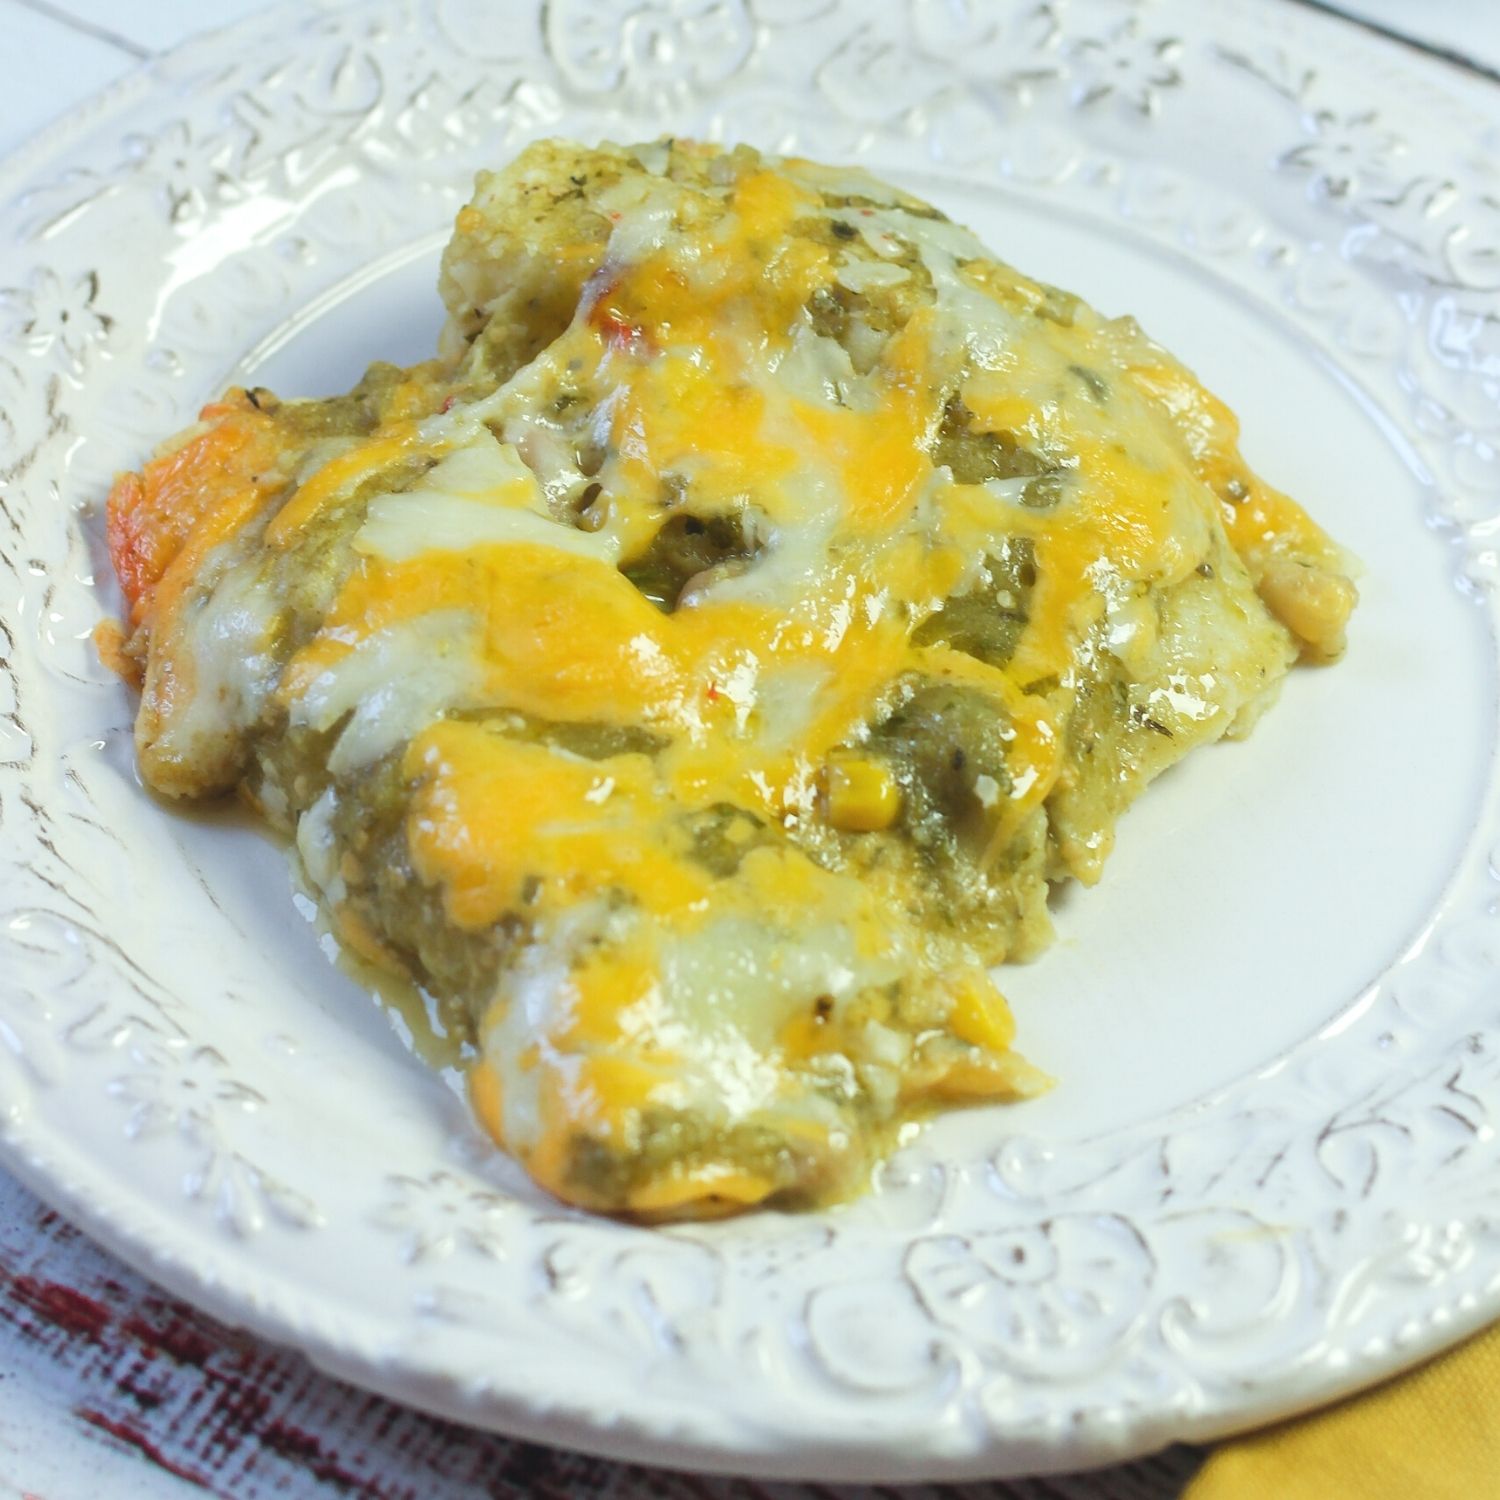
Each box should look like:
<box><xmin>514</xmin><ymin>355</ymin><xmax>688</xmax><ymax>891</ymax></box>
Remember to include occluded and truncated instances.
<box><xmin>1185</xmin><ymin>1322</ymin><xmax>1500</xmax><ymax>1499</ymax></box>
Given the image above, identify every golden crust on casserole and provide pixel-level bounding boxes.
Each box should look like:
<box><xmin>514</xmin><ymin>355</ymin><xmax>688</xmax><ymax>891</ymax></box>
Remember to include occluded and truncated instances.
<box><xmin>106</xmin><ymin>139</ymin><xmax>1355</xmax><ymax>1216</ymax></box>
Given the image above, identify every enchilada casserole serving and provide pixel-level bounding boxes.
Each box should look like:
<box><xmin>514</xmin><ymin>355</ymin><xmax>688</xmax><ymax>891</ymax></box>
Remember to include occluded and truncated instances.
<box><xmin>104</xmin><ymin>139</ymin><xmax>1356</xmax><ymax>1217</ymax></box>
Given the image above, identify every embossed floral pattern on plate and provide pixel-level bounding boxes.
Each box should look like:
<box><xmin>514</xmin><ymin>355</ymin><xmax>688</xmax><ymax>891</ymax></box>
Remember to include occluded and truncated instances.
<box><xmin>1</xmin><ymin>0</ymin><xmax>1498</xmax><ymax>1480</ymax></box>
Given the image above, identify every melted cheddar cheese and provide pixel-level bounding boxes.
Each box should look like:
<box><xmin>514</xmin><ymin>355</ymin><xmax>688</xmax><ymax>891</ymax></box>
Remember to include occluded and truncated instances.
<box><xmin>106</xmin><ymin>140</ymin><xmax>1356</xmax><ymax>1216</ymax></box>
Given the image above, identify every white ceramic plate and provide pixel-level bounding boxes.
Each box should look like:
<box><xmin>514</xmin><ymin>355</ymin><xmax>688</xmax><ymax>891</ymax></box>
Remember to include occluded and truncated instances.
<box><xmin>2</xmin><ymin>0</ymin><xmax>1499</xmax><ymax>1480</ymax></box>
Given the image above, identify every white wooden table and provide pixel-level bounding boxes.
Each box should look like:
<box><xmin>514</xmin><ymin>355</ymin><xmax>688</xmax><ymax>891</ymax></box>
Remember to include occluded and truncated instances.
<box><xmin>0</xmin><ymin>2</ymin><xmax>1495</xmax><ymax>1496</ymax></box>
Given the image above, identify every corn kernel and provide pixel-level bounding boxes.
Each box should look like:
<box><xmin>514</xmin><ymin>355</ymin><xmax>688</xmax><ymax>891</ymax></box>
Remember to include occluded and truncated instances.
<box><xmin>821</xmin><ymin>756</ymin><xmax>901</xmax><ymax>831</ymax></box>
<box><xmin>948</xmin><ymin>972</ymin><xmax>1016</xmax><ymax>1055</ymax></box>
